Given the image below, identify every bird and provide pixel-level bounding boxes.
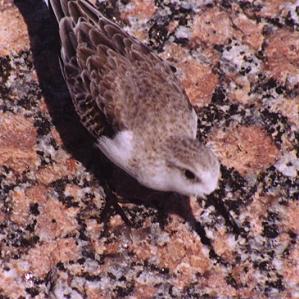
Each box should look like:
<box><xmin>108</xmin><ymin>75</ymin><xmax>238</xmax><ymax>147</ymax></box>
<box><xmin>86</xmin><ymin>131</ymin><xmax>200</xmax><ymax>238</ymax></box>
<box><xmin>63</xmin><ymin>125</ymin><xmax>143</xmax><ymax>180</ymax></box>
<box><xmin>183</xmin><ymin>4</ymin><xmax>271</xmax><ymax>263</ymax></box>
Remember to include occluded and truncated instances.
<box><xmin>47</xmin><ymin>0</ymin><xmax>220</xmax><ymax>198</ymax></box>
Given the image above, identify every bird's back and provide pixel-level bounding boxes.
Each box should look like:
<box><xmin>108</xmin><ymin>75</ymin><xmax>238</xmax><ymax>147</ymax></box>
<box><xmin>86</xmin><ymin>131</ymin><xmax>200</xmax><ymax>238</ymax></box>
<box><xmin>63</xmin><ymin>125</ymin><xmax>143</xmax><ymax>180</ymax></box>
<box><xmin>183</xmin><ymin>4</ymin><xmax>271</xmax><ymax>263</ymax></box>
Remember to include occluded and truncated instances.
<box><xmin>49</xmin><ymin>0</ymin><xmax>197</xmax><ymax>140</ymax></box>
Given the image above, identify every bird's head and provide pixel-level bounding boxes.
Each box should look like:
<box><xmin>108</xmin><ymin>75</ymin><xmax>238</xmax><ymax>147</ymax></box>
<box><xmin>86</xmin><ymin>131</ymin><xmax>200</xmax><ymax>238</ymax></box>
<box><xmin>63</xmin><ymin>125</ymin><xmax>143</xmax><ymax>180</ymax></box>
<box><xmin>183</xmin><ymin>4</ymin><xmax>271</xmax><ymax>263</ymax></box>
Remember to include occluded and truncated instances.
<box><xmin>137</xmin><ymin>136</ymin><xmax>221</xmax><ymax>198</ymax></box>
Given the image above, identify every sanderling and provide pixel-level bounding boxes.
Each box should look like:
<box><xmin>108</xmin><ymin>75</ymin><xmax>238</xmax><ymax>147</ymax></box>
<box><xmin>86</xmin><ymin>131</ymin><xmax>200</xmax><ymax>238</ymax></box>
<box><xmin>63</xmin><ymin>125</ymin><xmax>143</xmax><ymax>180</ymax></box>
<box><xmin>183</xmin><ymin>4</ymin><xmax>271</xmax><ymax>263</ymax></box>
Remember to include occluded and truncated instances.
<box><xmin>48</xmin><ymin>0</ymin><xmax>220</xmax><ymax>198</ymax></box>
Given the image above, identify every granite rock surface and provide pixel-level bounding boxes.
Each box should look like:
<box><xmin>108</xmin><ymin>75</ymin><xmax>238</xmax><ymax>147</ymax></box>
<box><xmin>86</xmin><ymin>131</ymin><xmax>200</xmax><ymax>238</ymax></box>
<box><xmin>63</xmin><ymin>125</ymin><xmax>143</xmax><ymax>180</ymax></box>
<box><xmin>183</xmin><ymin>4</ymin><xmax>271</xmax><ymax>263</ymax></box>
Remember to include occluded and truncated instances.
<box><xmin>0</xmin><ymin>0</ymin><xmax>298</xmax><ymax>298</ymax></box>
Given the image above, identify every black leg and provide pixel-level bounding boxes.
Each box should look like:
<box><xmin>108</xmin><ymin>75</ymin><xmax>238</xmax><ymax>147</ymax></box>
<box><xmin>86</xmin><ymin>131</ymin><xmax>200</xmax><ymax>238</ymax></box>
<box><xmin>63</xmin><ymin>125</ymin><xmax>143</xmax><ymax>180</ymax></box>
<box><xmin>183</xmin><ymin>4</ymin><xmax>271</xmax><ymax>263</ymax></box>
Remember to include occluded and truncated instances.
<box><xmin>100</xmin><ymin>182</ymin><xmax>133</xmax><ymax>227</ymax></box>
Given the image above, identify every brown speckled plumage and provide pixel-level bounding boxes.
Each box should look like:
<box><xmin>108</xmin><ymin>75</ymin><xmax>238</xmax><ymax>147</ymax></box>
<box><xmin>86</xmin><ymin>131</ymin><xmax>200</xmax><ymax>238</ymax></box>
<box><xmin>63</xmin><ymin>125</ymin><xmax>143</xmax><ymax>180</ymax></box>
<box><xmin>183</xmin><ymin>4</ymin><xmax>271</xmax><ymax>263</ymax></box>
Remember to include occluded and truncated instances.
<box><xmin>51</xmin><ymin>0</ymin><xmax>194</xmax><ymax>139</ymax></box>
<box><xmin>49</xmin><ymin>0</ymin><xmax>220</xmax><ymax>197</ymax></box>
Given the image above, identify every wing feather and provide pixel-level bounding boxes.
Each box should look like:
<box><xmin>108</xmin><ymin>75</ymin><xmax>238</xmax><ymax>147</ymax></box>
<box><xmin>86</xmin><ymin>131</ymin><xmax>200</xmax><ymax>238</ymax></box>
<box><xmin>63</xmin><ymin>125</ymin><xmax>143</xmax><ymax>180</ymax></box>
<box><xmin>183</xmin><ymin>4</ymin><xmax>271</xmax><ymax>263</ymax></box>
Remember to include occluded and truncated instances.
<box><xmin>49</xmin><ymin>0</ymin><xmax>191</xmax><ymax>140</ymax></box>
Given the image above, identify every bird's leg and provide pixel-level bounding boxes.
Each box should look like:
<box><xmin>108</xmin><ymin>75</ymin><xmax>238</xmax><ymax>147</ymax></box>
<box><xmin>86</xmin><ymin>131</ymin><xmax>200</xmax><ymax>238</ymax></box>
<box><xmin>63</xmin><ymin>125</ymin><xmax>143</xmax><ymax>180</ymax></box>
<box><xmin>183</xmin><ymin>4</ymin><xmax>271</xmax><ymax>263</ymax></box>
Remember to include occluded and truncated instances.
<box><xmin>155</xmin><ymin>195</ymin><xmax>170</xmax><ymax>229</ymax></box>
<box><xmin>209</xmin><ymin>196</ymin><xmax>242</xmax><ymax>236</ymax></box>
<box><xmin>100</xmin><ymin>182</ymin><xmax>133</xmax><ymax>227</ymax></box>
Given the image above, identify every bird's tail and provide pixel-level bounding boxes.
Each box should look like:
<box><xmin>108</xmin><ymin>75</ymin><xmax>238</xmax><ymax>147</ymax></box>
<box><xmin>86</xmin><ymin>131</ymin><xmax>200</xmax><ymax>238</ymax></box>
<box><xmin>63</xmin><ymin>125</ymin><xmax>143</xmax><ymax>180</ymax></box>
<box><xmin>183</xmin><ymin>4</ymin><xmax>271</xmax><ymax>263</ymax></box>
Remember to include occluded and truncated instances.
<box><xmin>46</xmin><ymin>0</ymin><xmax>100</xmax><ymax>22</ymax></box>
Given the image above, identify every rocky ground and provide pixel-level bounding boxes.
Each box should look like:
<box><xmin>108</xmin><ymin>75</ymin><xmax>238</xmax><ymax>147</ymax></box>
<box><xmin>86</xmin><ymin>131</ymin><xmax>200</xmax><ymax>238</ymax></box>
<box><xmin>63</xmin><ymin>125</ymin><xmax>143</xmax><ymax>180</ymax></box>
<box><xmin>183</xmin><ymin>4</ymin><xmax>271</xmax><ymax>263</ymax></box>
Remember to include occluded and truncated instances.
<box><xmin>0</xmin><ymin>0</ymin><xmax>298</xmax><ymax>298</ymax></box>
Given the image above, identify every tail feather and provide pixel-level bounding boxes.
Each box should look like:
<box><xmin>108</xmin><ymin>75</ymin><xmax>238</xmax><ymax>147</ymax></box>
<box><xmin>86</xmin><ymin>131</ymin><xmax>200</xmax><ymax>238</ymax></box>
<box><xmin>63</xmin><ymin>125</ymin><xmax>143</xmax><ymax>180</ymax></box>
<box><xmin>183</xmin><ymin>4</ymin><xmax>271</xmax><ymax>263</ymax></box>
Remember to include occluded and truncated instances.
<box><xmin>48</xmin><ymin>0</ymin><xmax>66</xmax><ymax>21</ymax></box>
<box><xmin>49</xmin><ymin>0</ymin><xmax>101</xmax><ymax>23</ymax></box>
<box><xmin>48</xmin><ymin>0</ymin><xmax>102</xmax><ymax>61</ymax></box>
<box><xmin>75</xmin><ymin>0</ymin><xmax>101</xmax><ymax>22</ymax></box>
<box><xmin>59</xmin><ymin>17</ymin><xmax>77</xmax><ymax>61</ymax></box>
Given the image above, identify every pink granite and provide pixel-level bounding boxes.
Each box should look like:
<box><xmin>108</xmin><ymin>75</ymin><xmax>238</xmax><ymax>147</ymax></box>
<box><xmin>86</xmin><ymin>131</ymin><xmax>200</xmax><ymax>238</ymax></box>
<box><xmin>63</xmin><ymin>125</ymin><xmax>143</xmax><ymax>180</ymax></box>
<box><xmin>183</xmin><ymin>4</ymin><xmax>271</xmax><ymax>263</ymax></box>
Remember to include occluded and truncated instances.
<box><xmin>0</xmin><ymin>0</ymin><xmax>298</xmax><ymax>298</ymax></box>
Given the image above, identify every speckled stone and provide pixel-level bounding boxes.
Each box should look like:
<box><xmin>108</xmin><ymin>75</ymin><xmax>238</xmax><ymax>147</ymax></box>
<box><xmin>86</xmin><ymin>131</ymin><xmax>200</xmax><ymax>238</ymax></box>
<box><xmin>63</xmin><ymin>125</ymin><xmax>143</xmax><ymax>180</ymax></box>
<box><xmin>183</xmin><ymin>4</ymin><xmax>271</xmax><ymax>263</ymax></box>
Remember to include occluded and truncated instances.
<box><xmin>0</xmin><ymin>4</ymin><xmax>29</xmax><ymax>56</ymax></box>
<box><xmin>180</xmin><ymin>57</ymin><xmax>219</xmax><ymax>107</ymax></box>
<box><xmin>0</xmin><ymin>0</ymin><xmax>298</xmax><ymax>298</ymax></box>
<box><xmin>0</xmin><ymin>113</ymin><xmax>38</xmax><ymax>173</ymax></box>
<box><xmin>192</xmin><ymin>7</ymin><xmax>233</xmax><ymax>46</ymax></box>
<box><xmin>231</xmin><ymin>13</ymin><xmax>264</xmax><ymax>50</ymax></box>
<box><xmin>265</xmin><ymin>29</ymin><xmax>299</xmax><ymax>90</ymax></box>
<box><xmin>161</xmin><ymin>43</ymin><xmax>219</xmax><ymax>107</ymax></box>
<box><xmin>210</xmin><ymin>125</ymin><xmax>280</xmax><ymax>176</ymax></box>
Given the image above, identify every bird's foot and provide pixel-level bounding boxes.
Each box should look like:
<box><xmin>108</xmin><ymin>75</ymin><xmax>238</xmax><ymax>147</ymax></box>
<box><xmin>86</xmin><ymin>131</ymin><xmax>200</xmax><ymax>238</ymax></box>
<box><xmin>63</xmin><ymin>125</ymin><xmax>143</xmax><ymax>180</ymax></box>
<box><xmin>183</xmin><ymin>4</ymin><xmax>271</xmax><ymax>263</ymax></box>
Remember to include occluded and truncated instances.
<box><xmin>100</xmin><ymin>182</ymin><xmax>133</xmax><ymax>228</ymax></box>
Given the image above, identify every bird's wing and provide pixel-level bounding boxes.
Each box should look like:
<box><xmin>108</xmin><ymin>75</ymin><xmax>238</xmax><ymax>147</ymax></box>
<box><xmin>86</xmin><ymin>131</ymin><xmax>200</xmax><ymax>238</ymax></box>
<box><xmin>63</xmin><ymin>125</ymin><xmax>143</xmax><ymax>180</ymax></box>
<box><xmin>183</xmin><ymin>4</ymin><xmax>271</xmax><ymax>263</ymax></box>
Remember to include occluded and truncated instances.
<box><xmin>49</xmin><ymin>0</ymin><xmax>180</xmax><ymax>139</ymax></box>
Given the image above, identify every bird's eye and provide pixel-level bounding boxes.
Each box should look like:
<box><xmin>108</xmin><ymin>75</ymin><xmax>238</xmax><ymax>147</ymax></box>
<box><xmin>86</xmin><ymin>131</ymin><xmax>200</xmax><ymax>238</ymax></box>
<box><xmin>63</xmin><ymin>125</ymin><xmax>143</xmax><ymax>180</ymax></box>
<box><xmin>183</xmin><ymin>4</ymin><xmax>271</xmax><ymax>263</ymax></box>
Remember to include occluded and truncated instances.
<box><xmin>184</xmin><ymin>169</ymin><xmax>196</xmax><ymax>180</ymax></box>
